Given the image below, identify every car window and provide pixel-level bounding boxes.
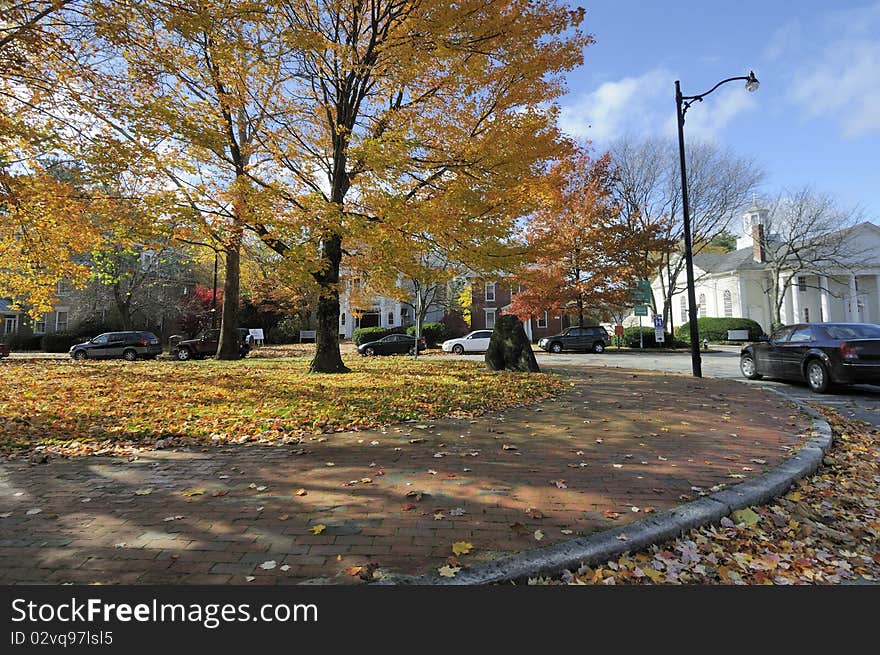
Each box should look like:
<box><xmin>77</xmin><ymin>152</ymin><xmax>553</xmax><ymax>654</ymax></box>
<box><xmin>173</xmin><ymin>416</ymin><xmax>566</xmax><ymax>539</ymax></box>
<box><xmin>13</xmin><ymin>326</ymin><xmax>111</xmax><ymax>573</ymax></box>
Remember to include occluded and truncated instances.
<box><xmin>788</xmin><ymin>327</ymin><xmax>814</xmax><ymax>343</ymax></box>
<box><xmin>107</xmin><ymin>333</ymin><xmax>125</xmax><ymax>342</ymax></box>
<box><xmin>380</xmin><ymin>335</ymin><xmax>394</xmax><ymax>342</ymax></box>
<box><xmin>92</xmin><ymin>335</ymin><xmax>109</xmax><ymax>345</ymax></box>
<box><xmin>822</xmin><ymin>324</ymin><xmax>880</xmax><ymax>339</ymax></box>
<box><xmin>476</xmin><ymin>331</ymin><xmax>491</xmax><ymax>339</ymax></box>
<box><xmin>770</xmin><ymin>327</ymin><xmax>795</xmax><ymax>343</ymax></box>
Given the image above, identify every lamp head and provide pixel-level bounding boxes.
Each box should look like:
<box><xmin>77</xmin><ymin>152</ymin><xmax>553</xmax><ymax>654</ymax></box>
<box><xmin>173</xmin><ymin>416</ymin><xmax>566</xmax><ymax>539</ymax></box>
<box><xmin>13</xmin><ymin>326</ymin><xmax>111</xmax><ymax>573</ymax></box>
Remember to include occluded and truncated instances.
<box><xmin>745</xmin><ymin>70</ymin><xmax>760</xmax><ymax>92</ymax></box>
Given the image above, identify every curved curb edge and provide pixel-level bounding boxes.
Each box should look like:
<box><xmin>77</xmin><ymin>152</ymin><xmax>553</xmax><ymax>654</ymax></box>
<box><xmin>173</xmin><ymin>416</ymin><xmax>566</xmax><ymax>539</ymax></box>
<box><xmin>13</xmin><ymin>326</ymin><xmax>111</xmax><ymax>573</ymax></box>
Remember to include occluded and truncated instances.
<box><xmin>376</xmin><ymin>386</ymin><xmax>832</xmax><ymax>585</ymax></box>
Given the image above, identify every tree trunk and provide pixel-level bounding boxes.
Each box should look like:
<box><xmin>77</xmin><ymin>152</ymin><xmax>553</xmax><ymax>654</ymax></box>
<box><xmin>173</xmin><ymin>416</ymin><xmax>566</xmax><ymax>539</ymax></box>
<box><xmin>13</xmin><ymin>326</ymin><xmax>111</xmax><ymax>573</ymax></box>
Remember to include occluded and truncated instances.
<box><xmin>577</xmin><ymin>297</ymin><xmax>584</xmax><ymax>328</ymax></box>
<box><xmin>217</xmin><ymin>244</ymin><xmax>241</xmax><ymax>360</ymax></box>
<box><xmin>309</xmin><ymin>233</ymin><xmax>349</xmax><ymax>373</ymax></box>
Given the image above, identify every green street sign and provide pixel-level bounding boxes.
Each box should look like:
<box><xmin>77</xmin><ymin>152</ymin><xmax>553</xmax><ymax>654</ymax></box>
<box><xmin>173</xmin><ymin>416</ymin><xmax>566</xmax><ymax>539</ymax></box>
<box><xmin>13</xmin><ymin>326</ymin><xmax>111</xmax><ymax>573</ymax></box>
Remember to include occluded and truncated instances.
<box><xmin>636</xmin><ymin>280</ymin><xmax>651</xmax><ymax>293</ymax></box>
<box><xmin>634</xmin><ymin>305</ymin><xmax>648</xmax><ymax>316</ymax></box>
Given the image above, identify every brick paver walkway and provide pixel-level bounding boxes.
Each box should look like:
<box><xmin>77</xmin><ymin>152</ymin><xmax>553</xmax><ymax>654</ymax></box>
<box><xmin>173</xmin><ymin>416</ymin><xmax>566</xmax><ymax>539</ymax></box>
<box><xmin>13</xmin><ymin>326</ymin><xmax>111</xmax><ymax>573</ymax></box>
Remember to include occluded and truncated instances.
<box><xmin>0</xmin><ymin>369</ymin><xmax>809</xmax><ymax>584</ymax></box>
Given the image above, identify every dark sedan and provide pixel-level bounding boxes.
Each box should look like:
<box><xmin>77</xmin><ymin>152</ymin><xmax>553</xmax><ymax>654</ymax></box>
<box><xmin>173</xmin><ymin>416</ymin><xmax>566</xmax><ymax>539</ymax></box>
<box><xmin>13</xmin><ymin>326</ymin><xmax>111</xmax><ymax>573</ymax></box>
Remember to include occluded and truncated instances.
<box><xmin>358</xmin><ymin>334</ymin><xmax>427</xmax><ymax>356</ymax></box>
<box><xmin>69</xmin><ymin>331</ymin><xmax>162</xmax><ymax>361</ymax></box>
<box><xmin>740</xmin><ymin>322</ymin><xmax>880</xmax><ymax>393</ymax></box>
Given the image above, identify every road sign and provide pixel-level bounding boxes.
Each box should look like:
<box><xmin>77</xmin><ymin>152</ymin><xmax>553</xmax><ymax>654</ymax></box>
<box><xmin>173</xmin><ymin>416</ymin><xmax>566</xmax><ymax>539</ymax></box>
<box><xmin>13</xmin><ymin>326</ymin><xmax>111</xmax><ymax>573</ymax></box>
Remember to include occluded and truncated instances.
<box><xmin>634</xmin><ymin>305</ymin><xmax>648</xmax><ymax>316</ymax></box>
<box><xmin>632</xmin><ymin>280</ymin><xmax>651</xmax><ymax>303</ymax></box>
<box><xmin>653</xmin><ymin>314</ymin><xmax>663</xmax><ymax>329</ymax></box>
<box><xmin>636</xmin><ymin>280</ymin><xmax>651</xmax><ymax>293</ymax></box>
<box><xmin>614</xmin><ymin>325</ymin><xmax>624</xmax><ymax>336</ymax></box>
<box><xmin>654</xmin><ymin>328</ymin><xmax>665</xmax><ymax>343</ymax></box>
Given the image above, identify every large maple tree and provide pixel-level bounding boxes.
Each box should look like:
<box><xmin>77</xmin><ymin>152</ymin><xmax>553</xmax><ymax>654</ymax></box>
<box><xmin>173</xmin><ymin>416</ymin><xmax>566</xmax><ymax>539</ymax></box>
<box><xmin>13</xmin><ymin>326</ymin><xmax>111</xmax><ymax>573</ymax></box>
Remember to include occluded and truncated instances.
<box><xmin>508</xmin><ymin>150</ymin><xmax>668</xmax><ymax>327</ymax></box>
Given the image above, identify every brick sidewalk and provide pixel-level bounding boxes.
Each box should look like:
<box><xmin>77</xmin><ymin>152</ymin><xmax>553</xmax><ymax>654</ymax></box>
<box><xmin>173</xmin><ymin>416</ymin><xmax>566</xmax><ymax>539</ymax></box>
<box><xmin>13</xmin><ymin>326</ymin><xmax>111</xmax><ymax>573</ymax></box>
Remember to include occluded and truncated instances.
<box><xmin>0</xmin><ymin>369</ymin><xmax>809</xmax><ymax>584</ymax></box>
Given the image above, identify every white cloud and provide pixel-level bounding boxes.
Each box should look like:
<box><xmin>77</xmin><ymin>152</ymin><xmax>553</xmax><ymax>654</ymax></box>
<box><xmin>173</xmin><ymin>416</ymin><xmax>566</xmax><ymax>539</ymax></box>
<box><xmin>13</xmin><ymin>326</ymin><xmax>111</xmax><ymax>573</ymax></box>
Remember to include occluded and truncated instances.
<box><xmin>558</xmin><ymin>69</ymin><xmax>670</xmax><ymax>142</ymax></box>
<box><xmin>559</xmin><ymin>68</ymin><xmax>757</xmax><ymax>145</ymax></box>
<box><xmin>787</xmin><ymin>2</ymin><xmax>880</xmax><ymax>138</ymax></box>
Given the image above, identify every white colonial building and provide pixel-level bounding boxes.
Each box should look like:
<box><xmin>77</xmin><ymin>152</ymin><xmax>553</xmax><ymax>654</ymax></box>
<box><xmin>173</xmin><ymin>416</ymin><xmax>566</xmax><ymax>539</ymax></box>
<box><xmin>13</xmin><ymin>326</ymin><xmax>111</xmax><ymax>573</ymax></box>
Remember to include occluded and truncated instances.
<box><xmin>646</xmin><ymin>204</ymin><xmax>880</xmax><ymax>333</ymax></box>
<box><xmin>336</xmin><ymin>278</ymin><xmax>446</xmax><ymax>339</ymax></box>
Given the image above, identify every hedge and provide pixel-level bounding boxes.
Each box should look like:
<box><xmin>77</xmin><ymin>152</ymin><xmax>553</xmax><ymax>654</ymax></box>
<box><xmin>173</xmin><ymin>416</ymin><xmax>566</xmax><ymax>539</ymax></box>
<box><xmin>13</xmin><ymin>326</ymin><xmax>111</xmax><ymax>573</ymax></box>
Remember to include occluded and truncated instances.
<box><xmin>351</xmin><ymin>326</ymin><xmax>408</xmax><ymax>346</ymax></box>
<box><xmin>41</xmin><ymin>332</ymin><xmax>80</xmax><ymax>352</ymax></box>
<box><xmin>406</xmin><ymin>322</ymin><xmax>446</xmax><ymax>345</ymax></box>
<box><xmin>622</xmin><ymin>326</ymin><xmax>683</xmax><ymax>348</ymax></box>
<box><xmin>0</xmin><ymin>333</ymin><xmax>43</xmax><ymax>351</ymax></box>
<box><xmin>675</xmin><ymin>317</ymin><xmax>764</xmax><ymax>343</ymax></box>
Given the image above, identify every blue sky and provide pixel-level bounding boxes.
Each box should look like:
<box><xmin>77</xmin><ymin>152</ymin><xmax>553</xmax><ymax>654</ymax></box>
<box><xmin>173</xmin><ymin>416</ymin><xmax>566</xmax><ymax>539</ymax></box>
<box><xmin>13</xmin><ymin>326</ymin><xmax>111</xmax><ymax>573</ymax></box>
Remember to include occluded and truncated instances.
<box><xmin>558</xmin><ymin>0</ymin><xmax>880</xmax><ymax>223</ymax></box>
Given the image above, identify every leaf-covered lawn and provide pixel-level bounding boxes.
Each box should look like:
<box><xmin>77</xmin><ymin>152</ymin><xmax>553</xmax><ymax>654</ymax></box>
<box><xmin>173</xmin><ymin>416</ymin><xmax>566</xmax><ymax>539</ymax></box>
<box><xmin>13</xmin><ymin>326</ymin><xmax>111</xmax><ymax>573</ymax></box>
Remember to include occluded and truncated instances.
<box><xmin>543</xmin><ymin>408</ymin><xmax>880</xmax><ymax>585</ymax></box>
<box><xmin>0</xmin><ymin>358</ymin><xmax>562</xmax><ymax>458</ymax></box>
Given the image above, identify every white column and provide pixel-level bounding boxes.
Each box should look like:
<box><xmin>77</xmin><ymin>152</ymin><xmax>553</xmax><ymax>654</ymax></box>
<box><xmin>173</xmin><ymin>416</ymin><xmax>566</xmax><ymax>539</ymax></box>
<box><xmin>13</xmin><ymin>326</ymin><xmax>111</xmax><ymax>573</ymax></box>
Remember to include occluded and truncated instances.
<box><xmin>820</xmin><ymin>276</ymin><xmax>831</xmax><ymax>322</ymax></box>
<box><xmin>875</xmin><ymin>274</ymin><xmax>880</xmax><ymax>323</ymax></box>
<box><xmin>848</xmin><ymin>274</ymin><xmax>858</xmax><ymax>321</ymax></box>
<box><xmin>783</xmin><ymin>281</ymin><xmax>794</xmax><ymax>324</ymax></box>
<box><xmin>790</xmin><ymin>280</ymin><xmax>801</xmax><ymax>324</ymax></box>
<box><xmin>523</xmin><ymin>319</ymin><xmax>533</xmax><ymax>341</ymax></box>
<box><xmin>738</xmin><ymin>277</ymin><xmax>749</xmax><ymax>317</ymax></box>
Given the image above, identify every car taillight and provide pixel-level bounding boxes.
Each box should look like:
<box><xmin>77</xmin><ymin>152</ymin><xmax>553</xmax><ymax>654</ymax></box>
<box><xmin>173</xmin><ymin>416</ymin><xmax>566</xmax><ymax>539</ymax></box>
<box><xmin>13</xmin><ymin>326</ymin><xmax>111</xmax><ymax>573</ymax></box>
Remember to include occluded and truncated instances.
<box><xmin>840</xmin><ymin>342</ymin><xmax>859</xmax><ymax>361</ymax></box>
<box><xmin>139</xmin><ymin>339</ymin><xmax>149</xmax><ymax>346</ymax></box>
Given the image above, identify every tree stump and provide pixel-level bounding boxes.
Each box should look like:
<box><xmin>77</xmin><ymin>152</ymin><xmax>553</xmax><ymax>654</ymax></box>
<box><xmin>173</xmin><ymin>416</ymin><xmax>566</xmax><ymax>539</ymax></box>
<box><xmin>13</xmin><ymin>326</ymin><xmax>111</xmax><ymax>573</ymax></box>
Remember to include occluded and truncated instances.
<box><xmin>485</xmin><ymin>315</ymin><xmax>540</xmax><ymax>372</ymax></box>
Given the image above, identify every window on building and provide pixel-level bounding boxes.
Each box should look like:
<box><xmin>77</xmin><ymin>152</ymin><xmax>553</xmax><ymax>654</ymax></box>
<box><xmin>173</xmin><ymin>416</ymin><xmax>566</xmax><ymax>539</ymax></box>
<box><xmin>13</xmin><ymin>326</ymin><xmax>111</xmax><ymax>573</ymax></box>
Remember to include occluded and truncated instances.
<box><xmin>804</xmin><ymin>307</ymin><xmax>810</xmax><ymax>322</ymax></box>
<box><xmin>723</xmin><ymin>290</ymin><xmax>733</xmax><ymax>318</ymax></box>
<box><xmin>387</xmin><ymin>312</ymin><xmax>394</xmax><ymax>325</ymax></box>
<box><xmin>34</xmin><ymin>315</ymin><xmax>47</xmax><ymax>334</ymax></box>
<box><xmin>401</xmin><ymin>307</ymin><xmax>409</xmax><ymax>321</ymax></box>
<box><xmin>798</xmin><ymin>276</ymin><xmax>807</xmax><ymax>292</ymax></box>
<box><xmin>680</xmin><ymin>296</ymin><xmax>687</xmax><ymax>324</ymax></box>
<box><xmin>341</xmin><ymin>313</ymin><xmax>346</xmax><ymax>325</ymax></box>
<box><xmin>698</xmin><ymin>294</ymin><xmax>707</xmax><ymax>318</ymax></box>
<box><xmin>3</xmin><ymin>316</ymin><xmax>17</xmax><ymax>336</ymax></box>
<box><xmin>55</xmin><ymin>311</ymin><xmax>68</xmax><ymax>332</ymax></box>
<box><xmin>537</xmin><ymin>311</ymin><xmax>548</xmax><ymax>328</ymax></box>
<box><xmin>485</xmin><ymin>309</ymin><xmax>496</xmax><ymax>329</ymax></box>
<box><xmin>485</xmin><ymin>282</ymin><xmax>495</xmax><ymax>302</ymax></box>
<box><xmin>56</xmin><ymin>280</ymin><xmax>72</xmax><ymax>295</ymax></box>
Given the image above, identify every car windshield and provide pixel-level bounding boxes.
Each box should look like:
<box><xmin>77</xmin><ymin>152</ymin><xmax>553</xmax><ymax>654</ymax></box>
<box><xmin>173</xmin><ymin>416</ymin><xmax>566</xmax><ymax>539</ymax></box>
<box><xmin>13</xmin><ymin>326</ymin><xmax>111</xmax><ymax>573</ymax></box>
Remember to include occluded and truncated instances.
<box><xmin>822</xmin><ymin>324</ymin><xmax>880</xmax><ymax>340</ymax></box>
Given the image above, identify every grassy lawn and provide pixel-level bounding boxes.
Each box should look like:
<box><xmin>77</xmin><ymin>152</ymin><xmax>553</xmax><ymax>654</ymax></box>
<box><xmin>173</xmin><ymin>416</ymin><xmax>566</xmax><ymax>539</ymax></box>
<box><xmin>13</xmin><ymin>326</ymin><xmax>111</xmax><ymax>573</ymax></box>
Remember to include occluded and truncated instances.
<box><xmin>0</xmin><ymin>357</ymin><xmax>562</xmax><ymax>457</ymax></box>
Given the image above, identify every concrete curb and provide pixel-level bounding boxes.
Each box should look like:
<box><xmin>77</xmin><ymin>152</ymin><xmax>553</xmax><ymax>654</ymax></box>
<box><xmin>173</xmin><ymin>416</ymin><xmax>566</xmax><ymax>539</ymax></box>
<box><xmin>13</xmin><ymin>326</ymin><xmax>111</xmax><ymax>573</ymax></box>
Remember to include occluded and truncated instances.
<box><xmin>377</xmin><ymin>386</ymin><xmax>832</xmax><ymax>585</ymax></box>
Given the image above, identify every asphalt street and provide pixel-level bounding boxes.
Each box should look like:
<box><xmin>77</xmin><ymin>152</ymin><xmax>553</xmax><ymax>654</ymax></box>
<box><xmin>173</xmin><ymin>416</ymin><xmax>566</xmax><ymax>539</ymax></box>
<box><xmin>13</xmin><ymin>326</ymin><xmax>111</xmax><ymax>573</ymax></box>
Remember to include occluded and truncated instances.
<box><xmin>439</xmin><ymin>346</ymin><xmax>880</xmax><ymax>429</ymax></box>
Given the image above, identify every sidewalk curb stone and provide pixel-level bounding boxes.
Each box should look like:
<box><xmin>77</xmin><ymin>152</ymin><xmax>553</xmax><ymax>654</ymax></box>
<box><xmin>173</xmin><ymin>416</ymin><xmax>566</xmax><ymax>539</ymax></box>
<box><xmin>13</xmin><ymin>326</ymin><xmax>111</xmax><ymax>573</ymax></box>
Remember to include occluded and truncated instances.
<box><xmin>375</xmin><ymin>385</ymin><xmax>832</xmax><ymax>586</ymax></box>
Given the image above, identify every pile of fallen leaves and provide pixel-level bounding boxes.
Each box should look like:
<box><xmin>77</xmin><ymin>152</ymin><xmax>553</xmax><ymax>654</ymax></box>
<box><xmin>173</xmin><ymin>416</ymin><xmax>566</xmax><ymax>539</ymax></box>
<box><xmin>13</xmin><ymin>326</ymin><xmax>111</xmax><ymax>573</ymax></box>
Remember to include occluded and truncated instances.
<box><xmin>539</xmin><ymin>408</ymin><xmax>879</xmax><ymax>585</ymax></box>
<box><xmin>0</xmin><ymin>358</ymin><xmax>562</xmax><ymax>458</ymax></box>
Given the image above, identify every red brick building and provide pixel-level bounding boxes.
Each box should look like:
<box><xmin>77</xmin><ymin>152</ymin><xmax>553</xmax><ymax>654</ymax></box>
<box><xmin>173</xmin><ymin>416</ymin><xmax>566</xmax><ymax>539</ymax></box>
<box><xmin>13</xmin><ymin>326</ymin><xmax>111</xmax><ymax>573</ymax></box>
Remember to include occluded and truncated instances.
<box><xmin>469</xmin><ymin>278</ymin><xmax>571</xmax><ymax>342</ymax></box>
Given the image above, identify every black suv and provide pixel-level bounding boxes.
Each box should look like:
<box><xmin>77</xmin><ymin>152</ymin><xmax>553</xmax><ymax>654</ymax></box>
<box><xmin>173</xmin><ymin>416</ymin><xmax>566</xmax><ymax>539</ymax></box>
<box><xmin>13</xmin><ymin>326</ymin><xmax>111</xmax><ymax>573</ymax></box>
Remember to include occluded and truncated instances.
<box><xmin>69</xmin><ymin>331</ymin><xmax>162</xmax><ymax>361</ymax></box>
<box><xmin>172</xmin><ymin>328</ymin><xmax>251</xmax><ymax>360</ymax></box>
<box><xmin>538</xmin><ymin>326</ymin><xmax>610</xmax><ymax>354</ymax></box>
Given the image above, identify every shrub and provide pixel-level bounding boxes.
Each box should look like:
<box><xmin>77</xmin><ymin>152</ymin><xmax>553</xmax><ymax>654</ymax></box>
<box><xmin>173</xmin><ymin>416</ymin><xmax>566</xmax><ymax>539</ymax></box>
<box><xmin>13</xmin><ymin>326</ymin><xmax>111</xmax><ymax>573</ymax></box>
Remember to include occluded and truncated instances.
<box><xmin>676</xmin><ymin>317</ymin><xmax>764</xmax><ymax>343</ymax></box>
<box><xmin>1</xmin><ymin>333</ymin><xmax>43</xmax><ymax>351</ymax></box>
<box><xmin>352</xmin><ymin>326</ymin><xmax>390</xmax><ymax>346</ymax></box>
<box><xmin>406</xmin><ymin>322</ymin><xmax>446</xmax><ymax>345</ymax></box>
<box><xmin>622</xmin><ymin>326</ymin><xmax>680</xmax><ymax>348</ymax></box>
<box><xmin>441</xmin><ymin>311</ymin><xmax>469</xmax><ymax>339</ymax></box>
<box><xmin>41</xmin><ymin>332</ymin><xmax>80</xmax><ymax>352</ymax></box>
<box><xmin>273</xmin><ymin>315</ymin><xmax>304</xmax><ymax>344</ymax></box>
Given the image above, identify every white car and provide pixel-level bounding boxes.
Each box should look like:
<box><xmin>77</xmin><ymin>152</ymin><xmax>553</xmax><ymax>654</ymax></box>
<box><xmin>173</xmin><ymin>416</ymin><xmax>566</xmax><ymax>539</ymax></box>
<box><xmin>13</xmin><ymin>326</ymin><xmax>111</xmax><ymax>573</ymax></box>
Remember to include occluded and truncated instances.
<box><xmin>441</xmin><ymin>330</ymin><xmax>493</xmax><ymax>354</ymax></box>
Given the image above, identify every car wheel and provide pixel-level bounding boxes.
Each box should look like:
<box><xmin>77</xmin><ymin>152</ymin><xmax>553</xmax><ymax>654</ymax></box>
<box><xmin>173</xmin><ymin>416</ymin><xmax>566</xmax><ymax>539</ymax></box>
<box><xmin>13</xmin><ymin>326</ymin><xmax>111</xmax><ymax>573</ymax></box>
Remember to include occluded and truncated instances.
<box><xmin>452</xmin><ymin>344</ymin><xmax>464</xmax><ymax>355</ymax></box>
<box><xmin>73</xmin><ymin>350</ymin><xmax>87</xmax><ymax>361</ymax></box>
<box><xmin>550</xmin><ymin>342</ymin><xmax>563</xmax><ymax>354</ymax></box>
<box><xmin>123</xmin><ymin>349</ymin><xmax>138</xmax><ymax>362</ymax></box>
<box><xmin>409</xmin><ymin>346</ymin><xmax>417</xmax><ymax>355</ymax></box>
<box><xmin>806</xmin><ymin>359</ymin><xmax>830</xmax><ymax>394</ymax></box>
<box><xmin>592</xmin><ymin>341</ymin><xmax>605</xmax><ymax>354</ymax></box>
<box><xmin>365</xmin><ymin>347</ymin><xmax>376</xmax><ymax>357</ymax></box>
<box><xmin>740</xmin><ymin>355</ymin><xmax>762</xmax><ymax>380</ymax></box>
<box><xmin>176</xmin><ymin>347</ymin><xmax>192</xmax><ymax>361</ymax></box>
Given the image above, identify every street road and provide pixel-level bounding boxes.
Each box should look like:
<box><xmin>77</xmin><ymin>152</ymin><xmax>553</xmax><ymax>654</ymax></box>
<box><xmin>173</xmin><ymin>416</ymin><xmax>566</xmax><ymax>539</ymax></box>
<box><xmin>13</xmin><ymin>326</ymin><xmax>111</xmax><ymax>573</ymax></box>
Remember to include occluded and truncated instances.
<box><xmin>439</xmin><ymin>346</ymin><xmax>880</xmax><ymax>428</ymax></box>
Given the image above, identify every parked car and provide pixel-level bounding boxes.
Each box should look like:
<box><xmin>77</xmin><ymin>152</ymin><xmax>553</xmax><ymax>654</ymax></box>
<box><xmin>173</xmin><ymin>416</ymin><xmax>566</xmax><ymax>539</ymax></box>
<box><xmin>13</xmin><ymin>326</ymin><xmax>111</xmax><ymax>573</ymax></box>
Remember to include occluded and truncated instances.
<box><xmin>69</xmin><ymin>331</ymin><xmax>162</xmax><ymax>361</ymax></box>
<box><xmin>173</xmin><ymin>328</ymin><xmax>251</xmax><ymax>360</ymax></box>
<box><xmin>740</xmin><ymin>322</ymin><xmax>880</xmax><ymax>393</ymax></box>
<box><xmin>358</xmin><ymin>334</ymin><xmax>426</xmax><ymax>356</ymax></box>
<box><xmin>538</xmin><ymin>326</ymin><xmax>610</xmax><ymax>354</ymax></box>
<box><xmin>0</xmin><ymin>343</ymin><xmax>10</xmax><ymax>359</ymax></box>
<box><xmin>442</xmin><ymin>330</ymin><xmax>493</xmax><ymax>354</ymax></box>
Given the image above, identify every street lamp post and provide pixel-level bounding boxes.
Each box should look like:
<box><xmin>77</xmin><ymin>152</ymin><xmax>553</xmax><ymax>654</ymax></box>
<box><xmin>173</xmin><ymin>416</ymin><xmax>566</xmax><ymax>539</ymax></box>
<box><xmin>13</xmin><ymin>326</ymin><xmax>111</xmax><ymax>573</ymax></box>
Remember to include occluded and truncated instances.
<box><xmin>675</xmin><ymin>71</ymin><xmax>759</xmax><ymax>377</ymax></box>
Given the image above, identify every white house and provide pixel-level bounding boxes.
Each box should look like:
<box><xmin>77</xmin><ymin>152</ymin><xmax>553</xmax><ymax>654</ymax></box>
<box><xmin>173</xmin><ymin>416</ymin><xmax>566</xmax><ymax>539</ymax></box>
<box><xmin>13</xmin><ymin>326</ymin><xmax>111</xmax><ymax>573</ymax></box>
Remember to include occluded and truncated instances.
<box><xmin>337</xmin><ymin>278</ymin><xmax>446</xmax><ymax>339</ymax></box>
<box><xmin>646</xmin><ymin>204</ymin><xmax>880</xmax><ymax>333</ymax></box>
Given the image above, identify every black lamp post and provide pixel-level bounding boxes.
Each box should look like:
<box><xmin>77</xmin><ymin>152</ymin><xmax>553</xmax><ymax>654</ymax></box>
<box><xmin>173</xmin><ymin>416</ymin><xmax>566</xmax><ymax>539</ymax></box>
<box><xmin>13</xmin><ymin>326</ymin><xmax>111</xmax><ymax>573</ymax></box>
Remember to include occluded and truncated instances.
<box><xmin>675</xmin><ymin>70</ymin><xmax>759</xmax><ymax>377</ymax></box>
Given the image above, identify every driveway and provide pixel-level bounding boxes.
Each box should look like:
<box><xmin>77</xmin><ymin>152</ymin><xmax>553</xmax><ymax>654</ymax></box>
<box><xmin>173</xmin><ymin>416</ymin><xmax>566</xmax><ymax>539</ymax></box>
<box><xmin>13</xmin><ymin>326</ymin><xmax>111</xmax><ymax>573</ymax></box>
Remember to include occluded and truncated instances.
<box><xmin>435</xmin><ymin>347</ymin><xmax>880</xmax><ymax>429</ymax></box>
